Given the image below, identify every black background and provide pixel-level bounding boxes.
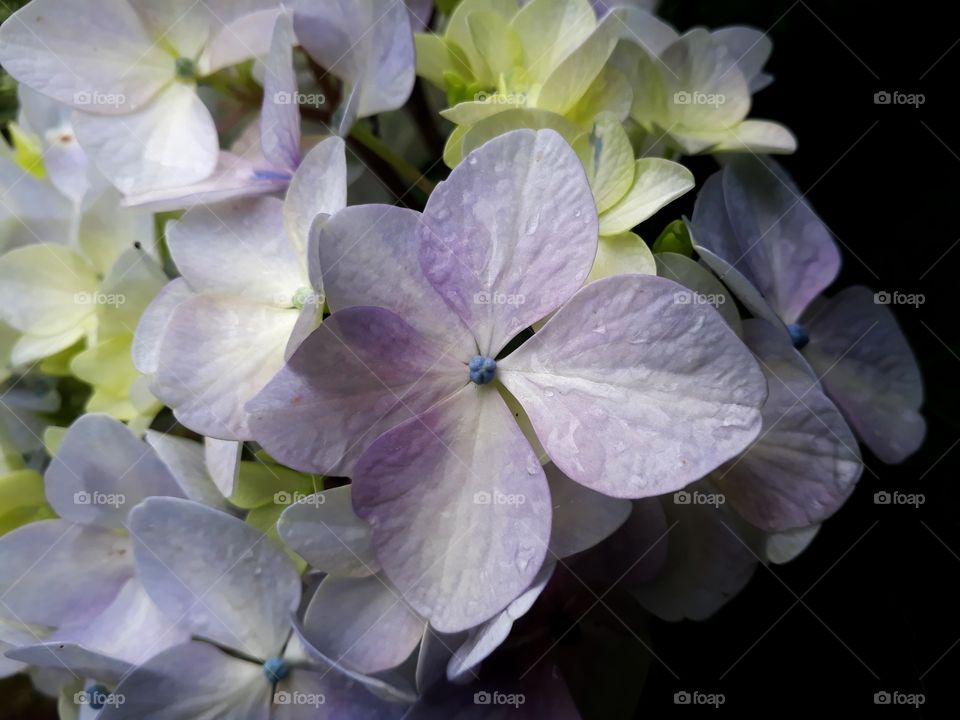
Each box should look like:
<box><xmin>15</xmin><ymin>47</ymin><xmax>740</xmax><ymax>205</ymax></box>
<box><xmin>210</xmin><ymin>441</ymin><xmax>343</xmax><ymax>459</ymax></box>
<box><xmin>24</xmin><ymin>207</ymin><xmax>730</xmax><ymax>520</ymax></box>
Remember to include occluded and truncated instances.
<box><xmin>631</xmin><ymin>0</ymin><xmax>960</xmax><ymax>716</ymax></box>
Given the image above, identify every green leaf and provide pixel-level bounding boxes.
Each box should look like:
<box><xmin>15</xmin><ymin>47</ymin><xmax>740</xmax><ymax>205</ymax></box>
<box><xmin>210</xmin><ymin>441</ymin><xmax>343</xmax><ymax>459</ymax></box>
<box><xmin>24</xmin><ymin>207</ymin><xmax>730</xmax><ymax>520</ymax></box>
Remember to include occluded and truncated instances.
<box><xmin>653</xmin><ymin>219</ymin><xmax>693</xmax><ymax>256</ymax></box>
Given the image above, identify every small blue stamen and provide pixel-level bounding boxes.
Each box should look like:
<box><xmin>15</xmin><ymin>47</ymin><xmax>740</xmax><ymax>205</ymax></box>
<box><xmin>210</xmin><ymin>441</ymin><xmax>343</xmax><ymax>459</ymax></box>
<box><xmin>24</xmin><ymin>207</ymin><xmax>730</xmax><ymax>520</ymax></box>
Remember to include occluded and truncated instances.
<box><xmin>469</xmin><ymin>355</ymin><xmax>497</xmax><ymax>385</ymax></box>
<box><xmin>254</xmin><ymin>169</ymin><xmax>294</xmax><ymax>182</ymax></box>
<box><xmin>263</xmin><ymin>657</ymin><xmax>290</xmax><ymax>683</ymax></box>
<box><xmin>787</xmin><ymin>323</ymin><xmax>809</xmax><ymax>350</ymax></box>
<box><xmin>86</xmin><ymin>684</ymin><xmax>109</xmax><ymax>710</ymax></box>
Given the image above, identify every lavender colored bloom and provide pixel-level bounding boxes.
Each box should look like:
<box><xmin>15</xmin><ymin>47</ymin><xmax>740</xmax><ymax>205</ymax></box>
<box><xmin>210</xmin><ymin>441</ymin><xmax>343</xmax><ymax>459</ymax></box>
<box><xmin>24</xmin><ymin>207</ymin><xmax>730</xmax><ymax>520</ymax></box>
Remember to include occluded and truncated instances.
<box><xmin>96</xmin><ymin>497</ymin><xmax>409</xmax><ymax>719</ymax></box>
<box><xmin>691</xmin><ymin>155</ymin><xmax>925</xmax><ymax>464</ymax></box>
<box><xmin>0</xmin><ymin>415</ymin><xmax>193</xmax><ymax>675</ymax></box>
<box><xmin>248</xmin><ymin>129</ymin><xmax>767</xmax><ymax>633</ymax></box>
<box><xmin>124</xmin><ymin>11</ymin><xmax>301</xmax><ymax>211</ymax></box>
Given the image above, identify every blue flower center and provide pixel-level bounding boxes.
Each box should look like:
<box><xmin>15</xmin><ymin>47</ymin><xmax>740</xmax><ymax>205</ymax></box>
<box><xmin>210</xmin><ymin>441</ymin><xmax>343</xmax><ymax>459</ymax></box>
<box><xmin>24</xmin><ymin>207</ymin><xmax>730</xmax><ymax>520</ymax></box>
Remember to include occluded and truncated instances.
<box><xmin>469</xmin><ymin>355</ymin><xmax>497</xmax><ymax>385</ymax></box>
<box><xmin>263</xmin><ymin>657</ymin><xmax>290</xmax><ymax>683</ymax></box>
<box><xmin>86</xmin><ymin>684</ymin><xmax>109</xmax><ymax>710</ymax></box>
<box><xmin>786</xmin><ymin>323</ymin><xmax>809</xmax><ymax>350</ymax></box>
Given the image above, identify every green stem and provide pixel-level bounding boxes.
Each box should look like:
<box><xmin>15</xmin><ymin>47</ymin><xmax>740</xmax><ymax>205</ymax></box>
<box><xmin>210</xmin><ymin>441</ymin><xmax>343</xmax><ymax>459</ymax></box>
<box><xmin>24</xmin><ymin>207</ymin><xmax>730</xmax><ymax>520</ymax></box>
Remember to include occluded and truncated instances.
<box><xmin>349</xmin><ymin>122</ymin><xmax>435</xmax><ymax>196</ymax></box>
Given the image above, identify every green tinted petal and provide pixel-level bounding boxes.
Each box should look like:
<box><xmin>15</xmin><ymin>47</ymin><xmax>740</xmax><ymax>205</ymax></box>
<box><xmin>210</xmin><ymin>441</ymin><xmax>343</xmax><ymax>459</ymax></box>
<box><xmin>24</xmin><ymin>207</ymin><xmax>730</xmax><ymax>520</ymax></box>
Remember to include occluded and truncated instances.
<box><xmin>598</xmin><ymin>158</ymin><xmax>693</xmax><ymax>235</ymax></box>
<box><xmin>574</xmin><ymin>113</ymin><xmax>635</xmax><ymax>213</ymax></box>
<box><xmin>586</xmin><ymin>231</ymin><xmax>656</xmax><ymax>283</ymax></box>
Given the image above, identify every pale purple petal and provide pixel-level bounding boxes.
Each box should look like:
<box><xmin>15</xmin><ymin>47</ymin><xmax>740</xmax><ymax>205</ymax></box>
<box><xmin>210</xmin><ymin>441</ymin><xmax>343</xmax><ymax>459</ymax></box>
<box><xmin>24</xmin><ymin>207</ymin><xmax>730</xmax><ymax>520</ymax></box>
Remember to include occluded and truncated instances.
<box><xmin>96</xmin><ymin>641</ymin><xmax>271</xmax><ymax>720</ymax></box>
<box><xmin>72</xmin><ymin>83</ymin><xmax>219</xmax><ymax>195</ymax></box>
<box><xmin>152</xmin><ymin>295</ymin><xmax>299</xmax><ymax>440</ymax></box>
<box><xmin>499</xmin><ymin>275</ymin><xmax>767</xmax><ymax>498</ymax></box>
<box><xmin>419</xmin><ymin>129</ymin><xmax>598</xmax><ymax>356</ymax></box>
<box><xmin>288</xmin><ymin>616</ymin><xmax>419</xmax><ymax>705</ymax></box>
<box><xmin>167</xmin><ymin>197</ymin><xmax>303</xmax><ymax>305</ymax></box>
<box><xmin>132</xmin><ymin>278</ymin><xmax>193</xmax><ymax>376</ymax></box>
<box><xmin>0</xmin><ymin>0</ymin><xmax>169</xmax><ymax>113</ymax></box>
<box><xmin>802</xmin><ymin>286</ymin><xmax>925</xmax><ymax>464</ymax></box>
<box><xmin>316</xmin><ymin>204</ymin><xmax>472</xmax><ymax>350</ymax></box>
<box><xmin>144</xmin><ymin>431</ymin><xmax>229</xmax><ymax>510</ymax></box>
<box><xmin>277</xmin><ymin>486</ymin><xmax>380</xmax><ymax>577</ymax></box>
<box><xmin>45</xmin><ymin>414</ymin><xmax>183</xmax><ymax>529</ymax></box>
<box><xmin>446</xmin><ymin>562</ymin><xmax>554</xmax><ymax>681</ymax></box>
<box><xmin>5</xmin><ymin>643</ymin><xmax>131</xmax><ymax>685</ymax></box>
<box><xmin>691</xmin><ymin>172</ymin><xmax>783</xmax><ymax>326</ymax></box>
<box><xmin>284</xmin><ymin>137</ymin><xmax>348</xmax><ymax>260</ymax></box>
<box><xmin>294</xmin><ymin>0</ymin><xmax>415</xmax><ymax>121</ymax></box>
<box><xmin>300</xmin><ymin>574</ymin><xmax>425</xmax><ymax>674</ymax></box>
<box><xmin>714</xmin><ymin>319</ymin><xmax>863</xmax><ymax>532</ymax></box>
<box><xmin>248</xmin><ymin>307</ymin><xmax>465</xmax><ymax>475</ymax></box>
<box><xmin>123</xmin><ymin>151</ymin><xmax>290</xmax><ymax>212</ymax></box>
<box><xmin>352</xmin><ymin>386</ymin><xmax>552</xmax><ymax>633</ymax></box>
<box><xmin>49</xmin><ymin>579</ymin><xmax>189</xmax><ymax>666</ymax></box>
<box><xmin>546</xmin><ymin>464</ymin><xmax>631</xmax><ymax>558</ymax></box>
<box><xmin>697</xmin><ymin>158</ymin><xmax>842</xmax><ymax>324</ymax></box>
<box><xmin>260</xmin><ymin>10</ymin><xmax>301</xmax><ymax>172</ymax></box>
<box><xmin>274</xmin><ymin>666</ymin><xmax>410</xmax><ymax>720</ymax></box>
<box><xmin>633</xmin><ymin>487</ymin><xmax>761</xmax><ymax>621</ymax></box>
<box><xmin>205</xmin><ymin>438</ymin><xmax>241</xmax><ymax>498</ymax></box>
<box><xmin>0</xmin><ymin>521</ymin><xmax>131</xmax><ymax>629</ymax></box>
<box><xmin>130</xmin><ymin>498</ymin><xmax>301</xmax><ymax>659</ymax></box>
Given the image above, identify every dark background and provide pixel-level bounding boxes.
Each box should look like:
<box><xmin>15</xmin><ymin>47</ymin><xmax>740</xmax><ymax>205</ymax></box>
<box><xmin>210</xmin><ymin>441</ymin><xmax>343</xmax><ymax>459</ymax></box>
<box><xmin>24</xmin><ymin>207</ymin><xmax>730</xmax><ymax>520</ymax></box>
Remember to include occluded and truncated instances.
<box><xmin>631</xmin><ymin>0</ymin><xmax>960</xmax><ymax>715</ymax></box>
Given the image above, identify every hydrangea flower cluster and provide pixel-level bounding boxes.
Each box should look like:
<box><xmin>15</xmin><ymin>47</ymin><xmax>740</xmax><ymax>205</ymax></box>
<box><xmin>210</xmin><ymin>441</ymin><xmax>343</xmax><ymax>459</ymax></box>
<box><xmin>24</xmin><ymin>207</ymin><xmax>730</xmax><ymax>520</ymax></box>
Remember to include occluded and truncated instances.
<box><xmin>0</xmin><ymin>0</ymin><xmax>924</xmax><ymax>717</ymax></box>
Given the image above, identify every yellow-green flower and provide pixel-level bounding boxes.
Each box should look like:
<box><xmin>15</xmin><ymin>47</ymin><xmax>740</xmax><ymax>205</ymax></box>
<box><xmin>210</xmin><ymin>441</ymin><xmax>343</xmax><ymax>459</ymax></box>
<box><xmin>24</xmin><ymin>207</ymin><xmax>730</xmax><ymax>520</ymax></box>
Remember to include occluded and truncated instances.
<box><xmin>418</xmin><ymin>0</ymin><xmax>632</xmax><ymax>152</ymax></box>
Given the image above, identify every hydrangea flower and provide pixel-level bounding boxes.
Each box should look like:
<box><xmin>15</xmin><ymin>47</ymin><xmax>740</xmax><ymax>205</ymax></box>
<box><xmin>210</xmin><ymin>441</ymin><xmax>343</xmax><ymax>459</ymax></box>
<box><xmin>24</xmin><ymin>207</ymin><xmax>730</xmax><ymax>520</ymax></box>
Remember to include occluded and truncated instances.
<box><xmin>691</xmin><ymin>156</ymin><xmax>925</xmax><ymax>463</ymax></box>
<box><xmin>278</xmin><ymin>485</ymin><xmax>428</xmax><ymax>675</ymax></box>
<box><xmin>248</xmin><ymin>129</ymin><xmax>767</xmax><ymax>632</ymax></box>
<box><xmin>711</xmin><ymin>319</ymin><xmax>863</xmax><ymax>532</ymax></box>
<box><xmin>444</xmin><ymin>110</ymin><xmax>694</xmax><ymax>281</ymax></box>
<box><xmin>0</xmin><ymin>0</ymin><xmax>283</xmax><ymax>194</ymax></box>
<box><xmin>122</xmin><ymin>10</ymin><xmax>304</xmax><ymax>210</ymax></box>
<box><xmin>610</xmin><ymin>19</ymin><xmax>796</xmax><ymax>155</ymax></box>
<box><xmin>133</xmin><ymin>136</ymin><xmax>346</xmax><ymax>440</ymax></box>
<box><xmin>293</xmin><ymin>0</ymin><xmax>417</xmax><ymax>134</ymax></box>
<box><xmin>95</xmin><ymin>496</ymin><xmax>408</xmax><ymax>719</ymax></box>
<box><xmin>0</xmin><ymin>187</ymin><xmax>158</xmax><ymax>389</ymax></box>
<box><xmin>416</xmin><ymin>0</ymin><xmax>636</xmax><ymax>138</ymax></box>
<box><xmin>0</xmin><ymin>415</ymin><xmax>195</xmax><ymax>675</ymax></box>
